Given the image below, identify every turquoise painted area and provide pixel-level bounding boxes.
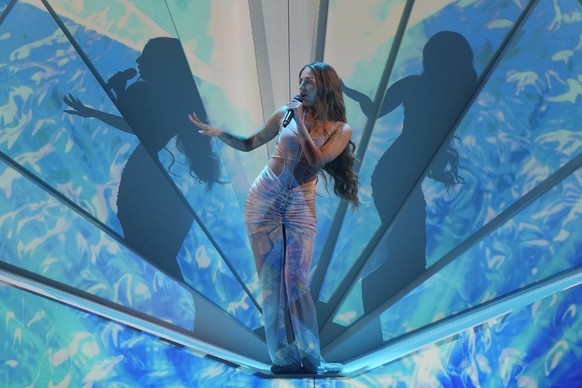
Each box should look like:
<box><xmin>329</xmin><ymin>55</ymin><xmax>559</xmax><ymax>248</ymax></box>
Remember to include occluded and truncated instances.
<box><xmin>165</xmin><ymin>0</ymin><xmax>214</xmax><ymax>63</ymax></box>
<box><xmin>379</xmin><ymin>168</ymin><xmax>582</xmax><ymax>338</ymax></box>
<box><xmin>0</xmin><ymin>284</ymin><xmax>264</xmax><ymax>387</ymax></box>
<box><xmin>1</xmin><ymin>277</ymin><xmax>580</xmax><ymax>386</ymax></box>
<box><xmin>0</xmin><ymin>161</ymin><xmax>196</xmax><ymax>331</ymax></box>
<box><xmin>365</xmin><ymin>282</ymin><xmax>582</xmax><ymax>387</ymax></box>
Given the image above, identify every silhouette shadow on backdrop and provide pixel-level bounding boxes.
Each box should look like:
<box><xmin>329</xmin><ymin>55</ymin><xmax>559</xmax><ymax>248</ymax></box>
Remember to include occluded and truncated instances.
<box><xmin>342</xmin><ymin>31</ymin><xmax>476</xmax><ymax>321</ymax></box>
<box><xmin>64</xmin><ymin>37</ymin><xmax>221</xmax><ymax>282</ymax></box>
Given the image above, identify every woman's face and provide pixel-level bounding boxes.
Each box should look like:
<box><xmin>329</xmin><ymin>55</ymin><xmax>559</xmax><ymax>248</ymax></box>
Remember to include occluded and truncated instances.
<box><xmin>299</xmin><ymin>67</ymin><xmax>317</xmax><ymax>106</ymax></box>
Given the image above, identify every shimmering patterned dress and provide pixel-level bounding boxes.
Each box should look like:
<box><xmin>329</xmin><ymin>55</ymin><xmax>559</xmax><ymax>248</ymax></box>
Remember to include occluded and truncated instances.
<box><xmin>244</xmin><ymin>120</ymin><xmax>341</xmax><ymax>372</ymax></box>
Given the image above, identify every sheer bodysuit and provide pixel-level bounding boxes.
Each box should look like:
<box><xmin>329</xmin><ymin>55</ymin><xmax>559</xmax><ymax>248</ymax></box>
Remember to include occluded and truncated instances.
<box><xmin>244</xmin><ymin>119</ymin><xmax>341</xmax><ymax>372</ymax></box>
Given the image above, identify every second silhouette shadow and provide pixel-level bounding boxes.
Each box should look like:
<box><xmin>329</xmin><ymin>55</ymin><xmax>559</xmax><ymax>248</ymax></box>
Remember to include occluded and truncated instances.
<box><xmin>342</xmin><ymin>31</ymin><xmax>476</xmax><ymax>321</ymax></box>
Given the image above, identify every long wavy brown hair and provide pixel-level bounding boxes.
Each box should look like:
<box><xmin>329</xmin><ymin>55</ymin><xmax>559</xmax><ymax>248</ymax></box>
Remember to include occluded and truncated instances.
<box><xmin>300</xmin><ymin>62</ymin><xmax>359</xmax><ymax>206</ymax></box>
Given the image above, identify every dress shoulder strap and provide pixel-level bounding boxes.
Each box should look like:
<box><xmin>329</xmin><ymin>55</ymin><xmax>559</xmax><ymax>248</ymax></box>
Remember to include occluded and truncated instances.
<box><xmin>321</xmin><ymin>121</ymin><xmax>345</xmax><ymax>146</ymax></box>
<box><xmin>327</xmin><ymin>121</ymin><xmax>345</xmax><ymax>138</ymax></box>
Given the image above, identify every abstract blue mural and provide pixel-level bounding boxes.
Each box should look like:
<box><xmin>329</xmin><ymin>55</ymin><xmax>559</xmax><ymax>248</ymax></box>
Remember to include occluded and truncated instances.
<box><xmin>1</xmin><ymin>0</ymin><xmax>581</xmax><ymax>385</ymax></box>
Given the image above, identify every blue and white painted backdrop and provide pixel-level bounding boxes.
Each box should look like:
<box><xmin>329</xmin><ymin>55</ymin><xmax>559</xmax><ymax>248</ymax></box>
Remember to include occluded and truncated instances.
<box><xmin>1</xmin><ymin>0</ymin><xmax>581</xmax><ymax>386</ymax></box>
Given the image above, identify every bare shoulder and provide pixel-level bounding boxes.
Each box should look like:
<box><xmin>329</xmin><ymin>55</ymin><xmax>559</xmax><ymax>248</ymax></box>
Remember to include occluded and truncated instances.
<box><xmin>332</xmin><ymin>121</ymin><xmax>352</xmax><ymax>138</ymax></box>
<box><xmin>321</xmin><ymin>121</ymin><xmax>352</xmax><ymax>149</ymax></box>
<box><xmin>340</xmin><ymin>122</ymin><xmax>352</xmax><ymax>132</ymax></box>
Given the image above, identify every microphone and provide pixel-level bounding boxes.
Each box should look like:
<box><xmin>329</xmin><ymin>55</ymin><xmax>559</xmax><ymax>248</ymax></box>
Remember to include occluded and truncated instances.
<box><xmin>282</xmin><ymin>95</ymin><xmax>302</xmax><ymax>127</ymax></box>
<box><xmin>105</xmin><ymin>68</ymin><xmax>137</xmax><ymax>90</ymax></box>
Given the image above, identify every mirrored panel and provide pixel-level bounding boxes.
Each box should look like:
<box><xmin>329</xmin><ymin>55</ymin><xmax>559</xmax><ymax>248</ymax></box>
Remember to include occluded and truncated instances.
<box><xmin>0</xmin><ymin>0</ymin><xmax>262</xmax><ymax>329</ymax></box>
<box><xmin>0</xmin><ymin>160</ymin><xmax>195</xmax><ymax>330</ymax></box>
<box><xmin>354</xmin><ymin>280</ymin><xmax>582</xmax><ymax>386</ymax></box>
<box><xmin>328</xmin><ymin>0</ymin><xmax>582</xmax><ymax>335</ymax></box>
<box><xmin>0</xmin><ymin>281</ymin><xmax>264</xmax><ymax>386</ymax></box>
<box><xmin>333</xmin><ymin>166</ymin><xmax>582</xmax><ymax>338</ymax></box>
<box><xmin>318</xmin><ymin>0</ymin><xmax>528</xmax><ymax>307</ymax></box>
<box><xmin>309</xmin><ymin>0</ymin><xmax>408</xmax><ymax>272</ymax></box>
